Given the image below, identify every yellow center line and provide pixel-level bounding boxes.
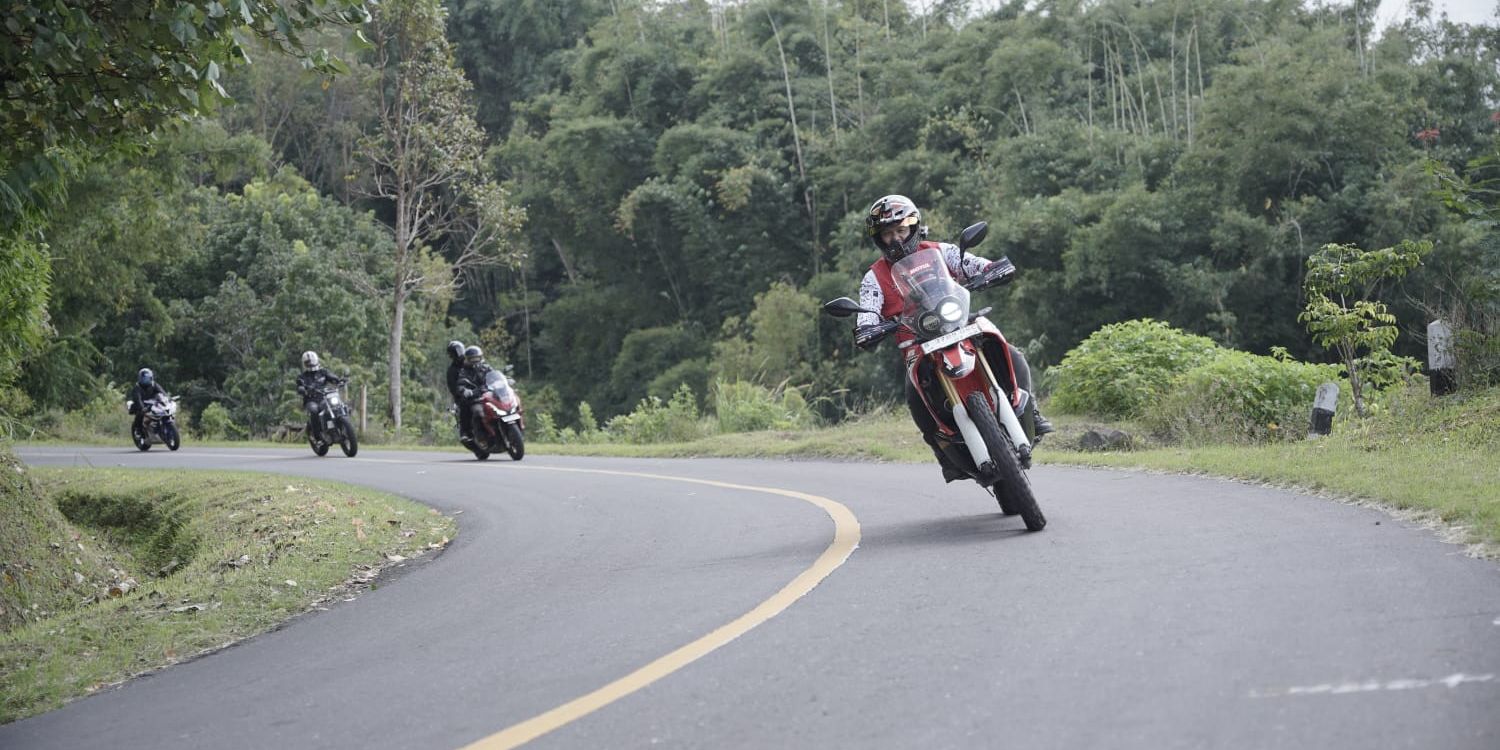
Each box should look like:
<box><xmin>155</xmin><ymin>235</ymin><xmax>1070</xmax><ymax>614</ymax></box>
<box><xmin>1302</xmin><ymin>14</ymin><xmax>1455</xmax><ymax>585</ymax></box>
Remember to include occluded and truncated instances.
<box><xmin>454</xmin><ymin>463</ymin><xmax>860</xmax><ymax>749</ymax></box>
<box><xmin>21</xmin><ymin>449</ymin><xmax>862</xmax><ymax>748</ymax></box>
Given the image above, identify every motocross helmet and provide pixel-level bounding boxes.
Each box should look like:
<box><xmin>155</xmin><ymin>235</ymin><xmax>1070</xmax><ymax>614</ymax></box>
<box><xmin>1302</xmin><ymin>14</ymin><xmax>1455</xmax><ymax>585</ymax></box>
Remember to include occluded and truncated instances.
<box><xmin>138</xmin><ymin>368</ymin><xmax>154</xmax><ymax>387</ymax></box>
<box><xmin>447</xmin><ymin>340</ymin><xmax>465</xmax><ymax>363</ymax></box>
<box><xmin>866</xmin><ymin>194</ymin><xmax>923</xmax><ymax>264</ymax></box>
<box><xmin>301</xmin><ymin>351</ymin><xmax>320</xmax><ymax>371</ymax></box>
<box><xmin>463</xmin><ymin>345</ymin><xmax>484</xmax><ymax>366</ymax></box>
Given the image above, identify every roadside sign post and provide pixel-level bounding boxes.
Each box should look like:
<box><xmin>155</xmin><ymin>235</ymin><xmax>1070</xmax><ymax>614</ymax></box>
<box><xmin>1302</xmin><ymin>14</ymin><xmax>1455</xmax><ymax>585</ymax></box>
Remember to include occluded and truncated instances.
<box><xmin>1428</xmin><ymin>320</ymin><xmax>1457</xmax><ymax>396</ymax></box>
<box><xmin>1308</xmin><ymin>382</ymin><xmax>1339</xmax><ymax>438</ymax></box>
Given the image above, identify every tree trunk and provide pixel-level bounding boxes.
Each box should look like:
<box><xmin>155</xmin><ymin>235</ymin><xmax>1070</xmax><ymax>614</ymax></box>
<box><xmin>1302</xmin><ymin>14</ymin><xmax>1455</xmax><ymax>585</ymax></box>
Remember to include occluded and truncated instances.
<box><xmin>820</xmin><ymin>0</ymin><xmax>838</xmax><ymax>144</ymax></box>
<box><xmin>388</xmin><ymin>290</ymin><xmax>406</xmax><ymax>431</ymax></box>
<box><xmin>549</xmin><ymin>235</ymin><xmax>578</xmax><ymax>283</ymax></box>
<box><xmin>768</xmin><ymin>11</ymin><xmax>819</xmax><ymax>275</ymax></box>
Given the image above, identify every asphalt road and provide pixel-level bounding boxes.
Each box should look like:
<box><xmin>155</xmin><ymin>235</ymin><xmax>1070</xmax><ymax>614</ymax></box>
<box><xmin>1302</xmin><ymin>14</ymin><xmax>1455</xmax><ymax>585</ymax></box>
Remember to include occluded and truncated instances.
<box><xmin>4</xmin><ymin>446</ymin><xmax>1498</xmax><ymax>749</ymax></box>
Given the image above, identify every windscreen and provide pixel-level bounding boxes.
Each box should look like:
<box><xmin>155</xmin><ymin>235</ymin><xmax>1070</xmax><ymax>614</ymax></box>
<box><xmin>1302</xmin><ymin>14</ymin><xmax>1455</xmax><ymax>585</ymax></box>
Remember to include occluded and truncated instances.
<box><xmin>888</xmin><ymin>247</ymin><xmax>971</xmax><ymax>340</ymax></box>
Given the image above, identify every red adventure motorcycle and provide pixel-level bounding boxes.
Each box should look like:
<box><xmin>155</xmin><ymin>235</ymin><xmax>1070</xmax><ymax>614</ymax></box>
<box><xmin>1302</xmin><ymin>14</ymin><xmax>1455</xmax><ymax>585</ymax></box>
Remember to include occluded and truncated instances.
<box><xmin>823</xmin><ymin>222</ymin><xmax>1046</xmax><ymax>531</ymax></box>
<box><xmin>466</xmin><ymin>369</ymin><xmax>525</xmax><ymax>461</ymax></box>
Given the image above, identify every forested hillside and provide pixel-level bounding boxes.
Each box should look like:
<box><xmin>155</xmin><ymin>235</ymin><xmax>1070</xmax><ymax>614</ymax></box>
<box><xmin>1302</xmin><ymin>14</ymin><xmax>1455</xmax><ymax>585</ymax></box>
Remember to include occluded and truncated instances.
<box><xmin>4</xmin><ymin>0</ymin><xmax>1498</xmax><ymax>439</ymax></box>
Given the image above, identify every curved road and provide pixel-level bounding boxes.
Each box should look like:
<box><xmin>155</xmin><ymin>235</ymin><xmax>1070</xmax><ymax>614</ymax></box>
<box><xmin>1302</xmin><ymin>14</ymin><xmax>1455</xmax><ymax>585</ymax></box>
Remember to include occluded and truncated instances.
<box><xmin>5</xmin><ymin>447</ymin><xmax>1498</xmax><ymax>749</ymax></box>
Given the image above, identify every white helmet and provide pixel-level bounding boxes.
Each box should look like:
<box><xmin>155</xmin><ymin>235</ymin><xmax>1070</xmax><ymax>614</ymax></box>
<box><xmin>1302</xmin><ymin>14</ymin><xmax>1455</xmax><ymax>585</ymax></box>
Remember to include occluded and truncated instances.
<box><xmin>301</xmin><ymin>351</ymin><xmax>320</xmax><ymax>371</ymax></box>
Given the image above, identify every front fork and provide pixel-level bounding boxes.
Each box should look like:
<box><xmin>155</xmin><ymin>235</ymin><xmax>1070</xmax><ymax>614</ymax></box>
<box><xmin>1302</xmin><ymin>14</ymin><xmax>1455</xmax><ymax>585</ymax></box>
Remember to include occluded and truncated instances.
<box><xmin>936</xmin><ymin>351</ymin><xmax>1032</xmax><ymax>472</ymax></box>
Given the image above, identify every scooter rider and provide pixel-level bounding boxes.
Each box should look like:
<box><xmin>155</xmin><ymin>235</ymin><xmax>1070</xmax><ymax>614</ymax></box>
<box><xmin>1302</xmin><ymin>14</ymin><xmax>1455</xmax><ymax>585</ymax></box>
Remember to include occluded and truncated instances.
<box><xmin>446</xmin><ymin>340</ymin><xmax>475</xmax><ymax>446</ymax></box>
<box><xmin>456</xmin><ymin>346</ymin><xmax>494</xmax><ymax>412</ymax></box>
<box><xmin>128</xmin><ymin>368</ymin><xmax>169</xmax><ymax>435</ymax></box>
<box><xmin>296</xmin><ymin>351</ymin><xmax>345</xmax><ymax>441</ymax></box>
<box><xmin>854</xmin><ymin>194</ymin><xmax>1054</xmax><ymax>483</ymax></box>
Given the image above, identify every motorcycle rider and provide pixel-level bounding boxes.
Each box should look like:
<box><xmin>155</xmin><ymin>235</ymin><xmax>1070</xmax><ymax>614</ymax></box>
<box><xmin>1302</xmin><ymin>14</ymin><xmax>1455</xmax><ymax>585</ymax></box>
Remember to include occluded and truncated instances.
<box><xmin>854</xmin><ymin>194</ymin><xmax>1054</xmax><ymax>483</ymax></box>
<box><xmin>446</xmin><ymin>340</ymin><xmax>475</xmax><ymax>446</ymax></box>
<box><xmin>456</xmin><ymin>346</ymin><xmax>494</xmax><ymax>422</ymax></box>
<box><xmin>128</xmin><ymin>368</ymin><xmax>169</xmax><ymax>436</ymax></box>
<box><xmin>296</xmin><ymin>351</ymin><xmax>345</xmax><ymax>442</ymax></box>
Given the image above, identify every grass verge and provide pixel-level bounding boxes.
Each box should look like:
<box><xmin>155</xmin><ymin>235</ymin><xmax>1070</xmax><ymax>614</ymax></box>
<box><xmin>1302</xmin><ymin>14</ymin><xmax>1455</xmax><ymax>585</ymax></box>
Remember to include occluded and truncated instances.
<box><xmin>1043</xmin><ymin>387</ymin><xmax>1500</xmax><ymax>552</ymax></box>
<box><xmin>0</xmin><ymin>461</ymin><xmax>456</xmax><ymax>724</ymax></box>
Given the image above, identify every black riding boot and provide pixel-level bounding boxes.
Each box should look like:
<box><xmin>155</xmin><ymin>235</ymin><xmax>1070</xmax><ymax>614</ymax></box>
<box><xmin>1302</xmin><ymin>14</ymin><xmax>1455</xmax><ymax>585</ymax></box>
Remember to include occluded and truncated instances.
<box><xmin>1034</xmin><ymin>405</ymin><xmax>1055</xmax><ymax>441</ymax></box>
<box><xmin>457</xmin><ymin>411</ymin><xmax>475</xmax><ymax>446</ymax></box>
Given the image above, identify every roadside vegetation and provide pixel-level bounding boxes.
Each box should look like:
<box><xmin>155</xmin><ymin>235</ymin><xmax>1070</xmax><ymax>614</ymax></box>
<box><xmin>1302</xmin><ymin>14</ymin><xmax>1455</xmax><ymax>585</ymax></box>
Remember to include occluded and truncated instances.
<box><xmin>0</xmin><ymin>454</ymin><xmax>455</xmax><ymax>723</ymax></box>
<box><xmin>5</xmin><ymin>1</ymin><xmax>1500</xmax><ymax>449</ymax></box>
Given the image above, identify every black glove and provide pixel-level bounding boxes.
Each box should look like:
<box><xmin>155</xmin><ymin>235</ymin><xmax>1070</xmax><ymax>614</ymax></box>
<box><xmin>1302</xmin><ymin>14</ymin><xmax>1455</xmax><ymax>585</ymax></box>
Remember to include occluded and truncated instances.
<box><xmin>854</xmin><ymin>323</ymin><xmax>891</xmax><ymax>350</ymax></box>
<box><xmin>969</xmin><ymin>258</ymin><xmax>1016</xmax><ymax>289</ymax></box>
<box><xmin>461</xmin><ymin>388</ymin><xmax>475</xmax><ymax>400</ymax></box>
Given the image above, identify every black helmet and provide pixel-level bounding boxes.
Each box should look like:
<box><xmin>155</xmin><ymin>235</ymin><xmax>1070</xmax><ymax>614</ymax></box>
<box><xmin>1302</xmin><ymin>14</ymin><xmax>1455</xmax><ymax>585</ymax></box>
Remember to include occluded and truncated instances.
<box><xmin>463</xmin><ymin>345</ymin><xmax>483</xmax><ymax>366</ymax></box>
<box><xmin>138</xmin><ymin>368</ymin><xmax>154</xmax><ymax>387</ymax></box>
<box><xmin>865</xmin><ymin>194</ymin><xmax>923</xmax><ymax>264</ymax></box>
<box><xmin>447</xmin><ymin>340</ymin><xmax>465</xmax><ymax>362</ymax></box>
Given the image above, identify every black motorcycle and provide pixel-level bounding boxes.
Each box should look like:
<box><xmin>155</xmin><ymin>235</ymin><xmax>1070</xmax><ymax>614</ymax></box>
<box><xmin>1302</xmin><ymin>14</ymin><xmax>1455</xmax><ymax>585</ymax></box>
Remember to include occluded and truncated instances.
<box><xmin>307</xmin><ymin>383</ymin><xmax>358</xmax><ymax>458</ymax></box>
<box><xmin>130</xmin><ymin>395</ymin><xmax>181</xmax><ymax>452</ymax></box>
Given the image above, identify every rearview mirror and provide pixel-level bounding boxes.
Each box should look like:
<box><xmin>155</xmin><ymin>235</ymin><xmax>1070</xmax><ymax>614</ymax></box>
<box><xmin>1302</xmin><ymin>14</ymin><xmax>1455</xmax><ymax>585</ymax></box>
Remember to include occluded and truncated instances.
<box><xmin>822</xmin><ymin>297</ymin><xmax>872</xmax><ymax>318</ymax></box>
<box><xmin>958</xmin><ymin>222</ymin><xmax>989</xmax><ymax>252</ymax></box>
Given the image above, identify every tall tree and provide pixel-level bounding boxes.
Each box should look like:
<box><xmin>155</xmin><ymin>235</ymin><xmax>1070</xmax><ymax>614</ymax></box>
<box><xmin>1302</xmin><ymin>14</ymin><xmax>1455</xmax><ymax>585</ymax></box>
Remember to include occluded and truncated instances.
<box><xmin>356</xmin><ymin>0</ymin><xmax>524</xmax><ymax>430</ymax></box>
<box><xmin>1</xmin><ymin>0</ymin><xmax>367</xmax><ymax>401</ymax></box>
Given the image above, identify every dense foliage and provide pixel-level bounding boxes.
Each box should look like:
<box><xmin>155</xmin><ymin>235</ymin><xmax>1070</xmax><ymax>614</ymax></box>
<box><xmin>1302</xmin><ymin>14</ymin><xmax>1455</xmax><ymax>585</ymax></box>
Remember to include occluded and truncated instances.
<box><xmin>1051</xmin><ymin>319</ymin><xmax>1222</xmax><ymax>418</ymax></box>
<box><xmin>1148</xmin><ymin>349</ymin><xmax>1345</xmax><ymax>443</ymax></box>
<box><xmin>6</xmin><ymin>0</ymin><xmax>1500</xmax><ymax>439</ymax></box>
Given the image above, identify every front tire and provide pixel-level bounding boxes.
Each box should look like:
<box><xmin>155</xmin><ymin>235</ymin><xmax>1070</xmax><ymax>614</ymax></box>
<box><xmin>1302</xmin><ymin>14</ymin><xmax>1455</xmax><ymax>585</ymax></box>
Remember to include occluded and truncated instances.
<box><xmin>504</xmin><ymin>423</ymin><xmax>524</xmax><ymax>461</ymax></box>
<box><xmin>309</xmin><ymin>431</ymin><xmax>329</xmax><ymax>457</ymax></box>
<box><xmin>337</xmin><ymin>417</ymin><xmax>358</xmax><ymax>457</ymax></box>
<box><xmin>163</xmin><ymin>424</ymin><xmax>181</xmax><ymax>451</ymax></box>
<box><xmin>132</xmin><ymin>425</ymin><xmax>150</xmax><ymax>451</ymax></box>
<box><xmin>966</xmin><ymin>392</ymin><xmax>1045</xmax><ymax>531</ymax></box>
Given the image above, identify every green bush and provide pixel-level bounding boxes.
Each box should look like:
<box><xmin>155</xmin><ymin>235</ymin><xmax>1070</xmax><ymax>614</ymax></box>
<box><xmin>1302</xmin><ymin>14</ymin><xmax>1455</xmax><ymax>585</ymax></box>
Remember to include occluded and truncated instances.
<box><xmin>197</xmin><ymin>402</ymin><xmax>245</xmax><ymax>440</ymax></box>
<box><xmin>51</xmin><ymin>389</ymin><xmax>133</xmax><ymax>442</ymax></box>
<box><xmin>530</xmin><ymin>412</ymin><xmax>561</xmax><ymax>443</ymax></box>
<box><xmin>1147</xmin><ymin>350</ymin><xmax>1344</xmax><ymax>443</ymax></box>
<box><xmin>605</xmin><ymin>384</ymin><xmax>705</xmax><ymax>444</ymax></box>
<box><xmin>713</xmin><ymin>380</ymin><xmax>815</xmax><ymax>433</ymax></box>
<box><xmin>1051</xmin><ymin>319</ymin><xmax>1222</xmax><ymax>418</ymax></box>
<box><xmin>648</xmin><ymin>357</ymin><xmax>711</xmax><ymax>406</ymax></box>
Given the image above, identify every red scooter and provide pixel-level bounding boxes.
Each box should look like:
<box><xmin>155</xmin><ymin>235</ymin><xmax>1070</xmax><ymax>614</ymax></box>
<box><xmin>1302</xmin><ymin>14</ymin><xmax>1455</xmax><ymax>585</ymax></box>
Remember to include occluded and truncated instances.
<box><xmin>823</xmin><ymin>222</ymin><xmax>1046</xmax><ymax>531</ymax></box>
<box><xmin>465</xmin><ymin>369</ymin><xmax>525</xmax><ymax>461</ymax></box>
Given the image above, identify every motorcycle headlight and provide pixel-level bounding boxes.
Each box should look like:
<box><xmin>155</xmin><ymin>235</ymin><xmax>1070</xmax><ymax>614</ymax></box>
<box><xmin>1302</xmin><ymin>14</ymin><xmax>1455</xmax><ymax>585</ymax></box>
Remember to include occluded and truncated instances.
<box><xmin>918</xmin><ymin>311</ymin><xmax>942</xmax><ymax>334</ymax></box>
<box><xmin>939</xmin><ymin>299</ymin><xmax>964</xmax><ymax>323</ymax></box>
<box><xmin>328</xmin><ymin>394</ymin><xmax>340</xmax><ymax>405</ymax></box>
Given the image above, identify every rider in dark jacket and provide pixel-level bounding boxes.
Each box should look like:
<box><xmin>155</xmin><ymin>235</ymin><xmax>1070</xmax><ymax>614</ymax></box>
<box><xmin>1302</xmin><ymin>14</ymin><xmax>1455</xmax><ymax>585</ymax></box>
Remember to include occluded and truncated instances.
<box><xmin>456</xmin><ymin>345</ymin><xmax>494</xmax><ymax>422</ymax></box>
<box><xmin>456</xmin><ymin>346</ymin><xmax>493</xmax><ymax>393</ymax></box>
<box><xmin>128</xmin><ymin>368</ymin><xmax>168</xmax><ymax>435</ymax></box>
<box><xmin>296</xmin><ymin>351</ymin><xmax>344</xmax><ymax>440</ymax></box>
<box><xmin>446</xmin><ymin>340</ymin><xmax>474</xmax><ymax>445</ymax></box>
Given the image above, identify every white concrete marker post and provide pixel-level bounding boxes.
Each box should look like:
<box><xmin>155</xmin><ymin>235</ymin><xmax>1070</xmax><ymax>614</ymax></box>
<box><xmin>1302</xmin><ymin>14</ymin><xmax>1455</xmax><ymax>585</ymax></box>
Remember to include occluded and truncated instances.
<box><xmin>1428</xmin><ymin>319</ymin><xmax>1457</xmax><ymax>396</ymax></box>
<box><xmin>1308</xmin><ymin>382</ymin><xmax>1339</xmax><ymax>438</ymax></box>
